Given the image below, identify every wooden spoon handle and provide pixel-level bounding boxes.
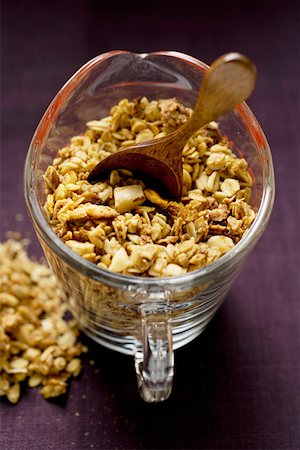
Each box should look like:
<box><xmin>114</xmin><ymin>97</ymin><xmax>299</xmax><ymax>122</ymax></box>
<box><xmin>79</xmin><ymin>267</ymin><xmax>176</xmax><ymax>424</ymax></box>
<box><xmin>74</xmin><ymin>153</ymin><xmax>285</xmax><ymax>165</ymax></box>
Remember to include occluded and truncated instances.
<box><xmin>181</xmin><ymin>53</ymin><xmax>257</xmax><ymax>138</ymax></box>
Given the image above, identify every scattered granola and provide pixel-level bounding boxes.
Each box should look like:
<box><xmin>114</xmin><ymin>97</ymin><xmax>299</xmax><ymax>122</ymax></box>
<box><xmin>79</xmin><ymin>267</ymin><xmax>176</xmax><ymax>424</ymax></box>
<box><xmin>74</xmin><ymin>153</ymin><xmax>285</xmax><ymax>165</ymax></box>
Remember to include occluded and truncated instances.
<box><xmin>44</xmin><ymin>97</ymin><xmax>256</xmax><ymax>276</ymax></box>
<box><xmin>0</xmin><ymin>239</ymin><xmax>87</xmax><ymax>403</ymax></box>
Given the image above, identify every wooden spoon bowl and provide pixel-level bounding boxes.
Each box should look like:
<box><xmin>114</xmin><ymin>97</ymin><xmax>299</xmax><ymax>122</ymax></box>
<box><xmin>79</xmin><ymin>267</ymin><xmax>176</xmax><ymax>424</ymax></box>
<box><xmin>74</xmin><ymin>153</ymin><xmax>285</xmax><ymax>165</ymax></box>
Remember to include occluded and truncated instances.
<box><xmin>88</xmin><ymin>53</ymin><xmax>257</xmax><ymax>200</ymax></box>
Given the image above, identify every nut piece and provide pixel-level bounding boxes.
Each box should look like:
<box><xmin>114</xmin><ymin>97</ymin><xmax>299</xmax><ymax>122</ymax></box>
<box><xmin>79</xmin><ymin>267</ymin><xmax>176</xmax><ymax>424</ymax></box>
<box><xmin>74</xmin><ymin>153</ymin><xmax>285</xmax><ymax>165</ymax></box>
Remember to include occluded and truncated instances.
<box><xmin>114</xmin><ymin>185</ymin><xmax>145</xmax><ymax>214</ymax></box>
<box><xmin>108</xmin><ymin>248</ymin><xmax>130</xmax><ymax>273</ymax></box>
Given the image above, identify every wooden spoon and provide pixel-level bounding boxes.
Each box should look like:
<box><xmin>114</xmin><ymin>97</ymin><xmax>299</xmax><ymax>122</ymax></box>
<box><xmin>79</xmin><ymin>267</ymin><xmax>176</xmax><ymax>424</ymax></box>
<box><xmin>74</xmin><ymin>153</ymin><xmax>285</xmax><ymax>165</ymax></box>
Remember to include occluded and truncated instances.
<box><xmin>87</xmin><ymin>53</ymin><xmax>256</xmax><ymax>200</ymax></box>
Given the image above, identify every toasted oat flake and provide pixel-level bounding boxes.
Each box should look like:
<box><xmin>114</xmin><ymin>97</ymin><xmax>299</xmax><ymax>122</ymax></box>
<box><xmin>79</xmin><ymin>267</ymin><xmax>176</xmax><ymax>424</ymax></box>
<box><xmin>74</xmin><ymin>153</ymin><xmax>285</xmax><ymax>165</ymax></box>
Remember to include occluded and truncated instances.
<box><xmin>44</xmin><ymin>97</ymin><xmax>256</xmax><ymax>276</ymax></box>
<box><xmin>221</xmin><ymin>178</ymin><xmax>240</xmax><ymax>197</ymax></box>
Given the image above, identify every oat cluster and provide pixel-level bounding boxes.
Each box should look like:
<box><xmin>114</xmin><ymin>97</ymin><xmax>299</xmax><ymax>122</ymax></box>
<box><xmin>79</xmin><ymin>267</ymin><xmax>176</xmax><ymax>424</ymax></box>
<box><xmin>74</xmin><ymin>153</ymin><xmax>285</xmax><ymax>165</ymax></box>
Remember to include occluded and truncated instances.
<box><xmin>44</xmin><ymin>97</ymin><xmax>256</xmax><ymax>277</ymax></box>
<box><xmin>0</xmin><ymin>239</ymin><xmax>87</xmax><ymax>403</ymax></box>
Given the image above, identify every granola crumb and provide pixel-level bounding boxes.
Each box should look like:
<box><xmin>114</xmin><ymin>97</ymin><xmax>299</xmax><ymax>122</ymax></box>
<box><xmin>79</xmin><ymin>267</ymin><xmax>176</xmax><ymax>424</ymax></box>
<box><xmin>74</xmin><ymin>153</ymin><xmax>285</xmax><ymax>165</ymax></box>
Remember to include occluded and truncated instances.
<box><xmin>15</xmin><ymin>213</ymin><xmax>24</xmax><ymax>222</ymax></box>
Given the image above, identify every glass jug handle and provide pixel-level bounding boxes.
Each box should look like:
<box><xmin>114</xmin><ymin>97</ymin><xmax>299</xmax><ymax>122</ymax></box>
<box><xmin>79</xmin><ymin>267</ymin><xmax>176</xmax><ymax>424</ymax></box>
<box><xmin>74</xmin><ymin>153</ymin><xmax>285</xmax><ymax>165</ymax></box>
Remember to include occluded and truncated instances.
<box><xmin>134</xmin><ymin>302</ymin><xmax>173</xmax><ymax>403</ymax></box>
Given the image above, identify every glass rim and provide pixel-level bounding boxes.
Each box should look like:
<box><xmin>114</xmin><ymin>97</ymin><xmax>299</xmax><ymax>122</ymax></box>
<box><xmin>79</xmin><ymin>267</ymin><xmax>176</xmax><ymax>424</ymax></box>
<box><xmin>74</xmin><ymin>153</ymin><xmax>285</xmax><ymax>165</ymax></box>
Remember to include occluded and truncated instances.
<box><xmin>24</xmin><ymin>50</ymin><xmax>275</xmax><ymax>289</ymax></box>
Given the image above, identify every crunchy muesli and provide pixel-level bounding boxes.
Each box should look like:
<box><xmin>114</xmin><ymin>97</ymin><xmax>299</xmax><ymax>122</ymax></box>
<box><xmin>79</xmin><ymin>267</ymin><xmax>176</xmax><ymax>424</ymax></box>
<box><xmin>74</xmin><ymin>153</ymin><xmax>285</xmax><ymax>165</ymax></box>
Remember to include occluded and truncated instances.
<box><xmin>44</xmin><ymin>97</ymin><xmax>256</xmax><ymax>276</ymax></box>
<box><xmin>0</xmin><ymin>239</ymin><xmax>87</xmax><ymax>403</ymax></box>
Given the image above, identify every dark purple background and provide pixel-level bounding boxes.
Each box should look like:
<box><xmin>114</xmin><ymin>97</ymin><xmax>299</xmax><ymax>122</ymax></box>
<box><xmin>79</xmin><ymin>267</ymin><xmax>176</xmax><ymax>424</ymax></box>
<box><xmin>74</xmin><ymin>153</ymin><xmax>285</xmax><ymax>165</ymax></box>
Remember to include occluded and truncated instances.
<box><xmin>1</xmin><ymin>1</ymin><xmax>299</xmax><ymax>449</ymax></box>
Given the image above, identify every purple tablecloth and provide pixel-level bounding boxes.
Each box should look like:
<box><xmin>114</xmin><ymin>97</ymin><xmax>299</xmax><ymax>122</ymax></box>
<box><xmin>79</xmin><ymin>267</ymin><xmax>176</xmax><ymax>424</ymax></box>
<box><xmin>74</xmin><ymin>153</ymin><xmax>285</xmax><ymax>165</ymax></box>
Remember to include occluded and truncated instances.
<box><xmin>1</xmin><ymin>0</ymin><xmax>299</xmax><ymax>448</ymax></box>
